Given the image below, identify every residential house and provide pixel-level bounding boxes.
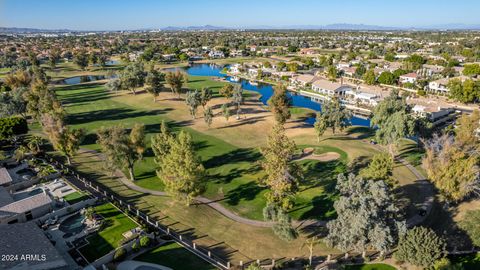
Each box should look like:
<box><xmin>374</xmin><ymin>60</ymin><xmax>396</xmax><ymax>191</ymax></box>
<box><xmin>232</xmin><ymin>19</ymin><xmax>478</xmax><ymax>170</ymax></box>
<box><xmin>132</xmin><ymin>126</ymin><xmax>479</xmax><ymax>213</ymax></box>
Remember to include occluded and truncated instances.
<box><xmin>412</xmin><ymin>105</ymin><xmax>456</xmax><ymax>126</ymax></box>
<box><xmin>311</xmin><ymin>79</ymin><xmax>351</xmax><ymax>97</ymax></box>
<box><xmin>230</xmin><ymin>49</ymin><xmax>244</xmax><ymax>57</ymax></box>
<box><xmin>428</xmin><ymin>78</ymin><xmax>449</xmax><ymax>94</ymax></box>
<box><xmin>290</xmin><ymin>74</ymin><xmax>318</xmax><ymax>88</ymax></box>
<box><xmin>229</xmin><ymin>63</ymin><xmax>242</xmax><ymax>74</ymax></box>
<box><xmin>345</xmin><ymin>90</ymin><xmax>380</xmax><ymax>106</ymax></box>
<box><xmin>208</xmin><ymin>50</ymin><xmax>225</xmax><ymax>59</ymax></box>
<box><xmin>300</xmin><ymin>48</ymin><xmax>316</xmax><ymax>55</ymax></box>
<box><xmin>0</xmin><ymin>186</ymin><xmax>53</xmax><ymax>224</ymax></box>
<box><xmin>341</xmin><ymin>66</ymin><xmax>357</xmax><ymax>77</ymax></box>
<box><xmin>399</xmin><ymin>72</ymin><xmax>418</xmax><ymax>84</ymax></box>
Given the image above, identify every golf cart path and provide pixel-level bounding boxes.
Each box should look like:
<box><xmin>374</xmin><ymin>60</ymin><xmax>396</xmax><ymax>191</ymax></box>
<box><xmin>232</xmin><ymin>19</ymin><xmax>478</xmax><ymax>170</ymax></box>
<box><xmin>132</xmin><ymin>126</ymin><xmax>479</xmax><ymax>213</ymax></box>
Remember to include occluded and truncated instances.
<box><xmin>79</xmin><ymin>143</ymin><xmax>429</xmax><ymax>228</ymax></box>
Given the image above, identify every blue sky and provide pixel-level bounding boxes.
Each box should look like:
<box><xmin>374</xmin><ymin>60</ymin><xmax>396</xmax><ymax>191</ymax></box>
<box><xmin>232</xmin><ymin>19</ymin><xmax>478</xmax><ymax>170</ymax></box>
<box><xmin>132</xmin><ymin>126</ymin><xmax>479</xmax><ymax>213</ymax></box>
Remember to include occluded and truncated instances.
<box><xmin>0</xmin><ymin>0</ymin><xmax>479</xmax><ymax>30</ymax></box>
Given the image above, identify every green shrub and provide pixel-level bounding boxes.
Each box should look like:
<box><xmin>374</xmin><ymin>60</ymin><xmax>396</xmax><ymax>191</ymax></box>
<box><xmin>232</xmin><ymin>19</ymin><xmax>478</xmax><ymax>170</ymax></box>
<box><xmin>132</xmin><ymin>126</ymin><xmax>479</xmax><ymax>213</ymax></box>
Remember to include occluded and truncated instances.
<box><xmin>113</xmin><ymin>247</ymin><xmax>127</xmax><ymax>262</ymax></box>
<box><xmin>139</xmin><ymin>236</ymin><xmax>151</xmax><ymax>247</ymax></box>
<box><xmin>132</xmin><ymin>242</ymin><xmax>139</xmax><ymax>252</ymax></box>
<box><xmin>0</xmin><ymin>116</ymin><xmax>28</xmax><ymax>140</ymax></box>
<box><xmin>394</xmin><ymin>226</ymin><xmax>446</xmax><ymax>268</ymax></box>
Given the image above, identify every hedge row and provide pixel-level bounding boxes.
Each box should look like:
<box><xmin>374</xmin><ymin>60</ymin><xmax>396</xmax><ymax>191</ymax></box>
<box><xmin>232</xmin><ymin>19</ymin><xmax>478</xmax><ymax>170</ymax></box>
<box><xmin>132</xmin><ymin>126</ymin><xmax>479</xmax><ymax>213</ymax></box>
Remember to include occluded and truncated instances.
<box><xmin>0</xmin><ymin>116</ymin><xmax>28</xmax><ymax>140</ymax></box>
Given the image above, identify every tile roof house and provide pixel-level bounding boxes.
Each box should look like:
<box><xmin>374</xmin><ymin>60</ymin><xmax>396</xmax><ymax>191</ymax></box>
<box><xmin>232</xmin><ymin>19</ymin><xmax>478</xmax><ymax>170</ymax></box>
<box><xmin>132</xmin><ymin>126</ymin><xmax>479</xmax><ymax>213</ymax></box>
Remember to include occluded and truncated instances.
<box><xmin>0</xmin><ymin>186</ymin><xmax>53</xmax><ymax>224</ymax></box>
<box><xmin>311</xmin><ymin>79</ymin><xmax>352</xmax><ymax>97</ymax></box>
<box><xmin>399</xmin><ymin>72</ymin><xmax>418</xmax><ymax>84</ymax></box>
<box><xmin>0</xmin><ymin>167</ymin><xmax>13</xmax><ymax>187</ymax></box>
<box><xmin>290</xmin><ymin>74</ymin><xmax>318</xmax><ymax>87</ymax></box>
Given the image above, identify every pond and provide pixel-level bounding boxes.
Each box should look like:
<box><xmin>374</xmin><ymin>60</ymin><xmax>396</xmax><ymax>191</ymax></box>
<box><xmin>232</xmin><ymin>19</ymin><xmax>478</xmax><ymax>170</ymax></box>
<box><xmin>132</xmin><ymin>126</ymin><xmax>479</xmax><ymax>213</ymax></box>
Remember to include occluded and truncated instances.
<box><xmin>171</xmin><ymin>64</ymin><xmax>371</xmax><ymax>127</ymax></box>
<box><xmin>57</xmin><ymin>75</ymin><xmax>117</xmax><ymax>85</ymax></box>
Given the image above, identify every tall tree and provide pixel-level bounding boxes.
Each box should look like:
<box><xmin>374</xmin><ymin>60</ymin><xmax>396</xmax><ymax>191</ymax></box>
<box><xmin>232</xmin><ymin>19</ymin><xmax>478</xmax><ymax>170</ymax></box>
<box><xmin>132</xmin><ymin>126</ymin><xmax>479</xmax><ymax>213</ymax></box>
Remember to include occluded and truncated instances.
<box><xmin>120</xmin><ymin>61</ymin><xmax>146</xmax><ymax>95</ymax></box>
<box><xmin>41</xmin><ymin>114</ymin><xmax>85</xmax><ymax>165</ymax></box>
<box><xmin>232</xmin><ymin>84</ymin><xmax>244</xmax><ymax>119</ymax></box>
<box><xmin>24</xmin><ymin>81</ymin><xmax>65</xmax><ymax>122</ymax></box>
<box><xmin>260</xmin><ymin>124</ymin><xmax>302</xmax><ymax>210</ymax></box>
<box><xmin>96</xmin><ymin>124</ymin><xmax>145</xmax><ymax>181</ymax></box>
<box><xmin>371</xmin><ymin>89</ymin><xmax>415</xmax><ymax>153</ymax></box>
<box><xmin>360</xmin><ymin>152</ymin><xmax>394</xmax><ymax>184</ymax></box>
<box><xmin>268</xmin><ymin>84</ymin><xmax>291</xmax><ymax>124</ymax></box>
<box><xmin>185</xmin><ymin>90</ymin><xmax>201</xmax><ymax>119</ymax></box>
<box><xmin>394</xmin><ymin>226</ymin><xmax>446</xmax><ymax>268</ymax></box>
<box><xmin>165</xmin><ymin>71</ymin><xmax>185</xmax><ymax>98</ymax></box>
<box><xmin>0</xmin><ymin>87</ymin><xmax>27</xmax><ymax>118</ymax></box>
<box><xmin>199</xmin><ymin>87</ymin><xmax>213</xmax><ymax>109</ymax></box>
<box><xmin>317</xmin><ymin>97</ymin><xmax>352</xmax><ymax>134</ymax></box>
<box><xmin>326</xmin><ymin>173</ymin><xmax>405</xmax><ymax>254</ymax></box>
<box><xmin>314</xmin><ymin>112</ymin><xmax>328</xmax><ymax>141</ymax></box>
<box><xmin>48</xmin><ymin>48</ymin><xmax>61</xmax><ymax>69</ymax></box>
<box><xmin>363</xmin><ymin>69</ymin><xmax>376</xmax><ymax>85</ymax></box>
<box><xmin>327</xmin><ymin>65</ymin><xmax>338</xmax><ymax>81</ymax></box>
<box><xmin>455</xmin><ymin>110</ymin><xmax>480</xmax><ymax>149</ymax></box>
<box><xmin>73</xmin><ymin>50</ymin><xmax>89</xmax><ymax>70</ymax></box>
<box><xmin>422</xmin><ymin>134</ymin><xmax>479</xmax><ymax>201</ymax></box>
<box><xmin>222</xmin><ymin>103</ymin><xmax>230</xmax><ymax>122</ymax></box>
<box><xmin>4</xmin><ymin>70</ymin><xmax>31</xmax><ymax>89</ymax></box>
<box><xmin>105</xmin><ymin>77</ymin><xmax>121</xmax><ymax>92</ymax></box>
<box><xmin>153</xmin><ymin>130</ymin><xmax>205</xmax><ymax>205</ymax></box>
<box><xmin>145</xmin><ymin>69</ymin><xmax>164</xmax><ymax>102</ymax></box>
<box><xmin>219</xmin><ymin>84</ymin><xmax>234</xmax><ymax>100</ymax></box>
<box><xmin>448</xmin><ymin>78</ymin><xmax>480</xmax><ymax>104</ymax></box>
<box><xmin>203</xmin><ymin>106</ymin><xmax>213</xmax><ymax>128</ymax></box>
<box><xmin>151</xmin><ymin>121</ymin><xmax>173</xmax><ymax>161</ymax></box>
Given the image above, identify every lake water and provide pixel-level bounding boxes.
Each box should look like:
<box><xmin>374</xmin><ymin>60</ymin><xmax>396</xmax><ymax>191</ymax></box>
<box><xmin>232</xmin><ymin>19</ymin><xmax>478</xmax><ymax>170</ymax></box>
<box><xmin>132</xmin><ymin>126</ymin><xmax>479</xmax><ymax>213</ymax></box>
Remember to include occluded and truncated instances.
<box><xmin>177</xmin><ymin>63</ymin><xmax>370</xmax><ymax>127</ymax></box>
<box><xmin>57</xmin><ymin>75</ymin><xmax>117</xmax><ymax>85</ymax></box>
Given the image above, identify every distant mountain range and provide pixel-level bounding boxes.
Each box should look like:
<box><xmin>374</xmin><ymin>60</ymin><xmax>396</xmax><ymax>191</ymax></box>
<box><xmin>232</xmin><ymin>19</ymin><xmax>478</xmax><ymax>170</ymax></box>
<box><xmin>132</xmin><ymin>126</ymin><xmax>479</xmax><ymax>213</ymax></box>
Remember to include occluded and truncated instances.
<box><xmin>0</xmin><ymin>27</ymin><xmax>78</xmax><ymax>33</ymax></box>
<box><xmin>2</xmin><ymin>23</ymin><xmax>480</xmax><ymax>33</ymax></box>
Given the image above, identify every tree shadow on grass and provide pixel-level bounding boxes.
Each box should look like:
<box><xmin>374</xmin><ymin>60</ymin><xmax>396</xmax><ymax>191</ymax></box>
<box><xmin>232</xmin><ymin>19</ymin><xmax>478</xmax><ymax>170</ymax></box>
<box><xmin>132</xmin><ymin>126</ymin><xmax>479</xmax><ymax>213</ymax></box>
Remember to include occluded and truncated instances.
<box><xmin>225</xmin><ymin>181</ymin><xmax>265</xmax><ymax>206</ymax></box>
<box><xmin>292</xmin><ymin>194</ymin><xmax>337</xmax><ymax>221</ymax></box>
<box><xmin>67</xmin><ymin>108</ymin><xmax>170</xmax><ymax>125</ymax></box>
<box><xmin>216</xmin><ymin>115</ymin><xmax>267</xmax><ymax>129</ymax></box>
<box><xmin>206</xmin><ymin>167</ymin><xmax>252</xmax><ymax>185</ymax></box>
<box><xmin>203</xmin><ymin>148</ymin><xmax>261</xmax><ymax>169</ymax></box>
<box><xmin>299</xmin><ymin>159</ymin><xmax>346</xmax><ymax>189</ymax></box>
<box><xmin>345</xmin><ymin>126</ymin><xmax>375</xmax><ymax>139</ymax></box>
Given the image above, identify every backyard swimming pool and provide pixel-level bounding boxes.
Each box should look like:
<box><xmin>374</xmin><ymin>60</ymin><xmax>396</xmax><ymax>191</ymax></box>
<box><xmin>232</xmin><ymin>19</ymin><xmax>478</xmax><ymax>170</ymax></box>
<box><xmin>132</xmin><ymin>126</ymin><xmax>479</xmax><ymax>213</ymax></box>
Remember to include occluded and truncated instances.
<box><xmin>59</xmin><ymin>214</ymin><xmax>85</xmax><ymax>235</ymax></box>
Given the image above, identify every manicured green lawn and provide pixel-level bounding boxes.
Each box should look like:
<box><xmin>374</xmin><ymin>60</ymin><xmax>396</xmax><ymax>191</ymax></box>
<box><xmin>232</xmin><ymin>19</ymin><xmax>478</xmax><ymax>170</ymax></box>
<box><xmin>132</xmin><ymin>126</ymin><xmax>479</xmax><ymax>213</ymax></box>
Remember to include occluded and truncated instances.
<box><xmin>63</xmin><ymin>191</ymin><xmax>89</xmax><ymax>205</ymax></box>
<box><xmin>344</xmin><ymin>263</ymin><xmax>397</xmax><ymax>270</ymax></box>
<box><xmin>78</xmin><ymin>203</ymin><xmax>137</xmax><ymax>262</ymax></box>
<box><xmin>135</xmin><ymin>242</ymin><xmax>216</xmax><ymax>270</ymax></box>
<box><xmin>54</xmin><ymin>79</ymin><xmax>345</xmax><ymax>221</ymax></box>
